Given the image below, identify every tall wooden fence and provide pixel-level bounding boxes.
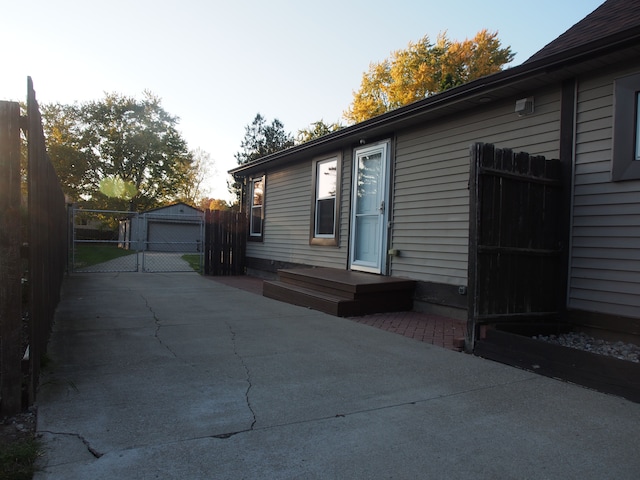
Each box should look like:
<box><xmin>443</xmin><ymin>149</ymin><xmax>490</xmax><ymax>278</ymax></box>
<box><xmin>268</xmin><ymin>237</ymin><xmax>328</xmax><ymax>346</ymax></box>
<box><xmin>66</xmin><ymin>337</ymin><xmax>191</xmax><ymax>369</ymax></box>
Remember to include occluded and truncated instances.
<box><xmin>0</xmin><ymin>100</ymin><xmax>23</xmax><ymax>415</ymax></box>
<box><xmin>204</xmin><ymin>209</ymin><xmax>246</xmax><ymax>276</ymax></box>
<box><xmin>467</xmin><ymin>143</ymin><xmax>564</xmax><ymax>349</ymax></box>
<box><xmin>0</xmin><ymin>78</ymin><xmax>67</xmax><ymax>415</ymax></box>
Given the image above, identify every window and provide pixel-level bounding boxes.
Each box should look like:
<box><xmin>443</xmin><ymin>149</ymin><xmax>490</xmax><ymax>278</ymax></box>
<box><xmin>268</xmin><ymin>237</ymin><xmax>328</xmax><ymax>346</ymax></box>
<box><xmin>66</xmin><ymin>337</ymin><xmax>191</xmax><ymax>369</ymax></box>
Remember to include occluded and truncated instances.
<box><xmin>612</xmin><ymin>72</ymin><xmax>640</xmax><ymax>181</ymax></box>
<box><xmin>249</xmin><ymin>176</ymin><xmax>264</xmax><ymax>239</ymax></box>
<box><xmin>310</xmin><ymin>154</ymin><xmax>341</xmax><ymax>246</ymax></box>
<box><xmin>636</xmin><ymin>92</ymin><xmax>640</xmax><ymax>161</ymax></box>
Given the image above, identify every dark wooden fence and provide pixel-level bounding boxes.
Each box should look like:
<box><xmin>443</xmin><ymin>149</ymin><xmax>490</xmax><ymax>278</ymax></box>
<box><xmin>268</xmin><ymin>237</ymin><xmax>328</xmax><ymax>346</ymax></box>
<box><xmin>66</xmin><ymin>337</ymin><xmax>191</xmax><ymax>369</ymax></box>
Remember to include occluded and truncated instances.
<box><xmin>204</xmin><ymin>209</ymin><xmax>246</xmax><ymax>276</ymax></box>
<box><xmin>467</xmin><ymin>143</ymin><xmax>564</xmax><ymax>349</ymax></box>
<box><xmin>0</xmin><ymin>78</ymin><xmax>67</xmax><ymax>415</ymax></box>
<box><xmin>0</xmin><ymin>101</ymin><xmax>23</xmax><ymax>415</ymax></box>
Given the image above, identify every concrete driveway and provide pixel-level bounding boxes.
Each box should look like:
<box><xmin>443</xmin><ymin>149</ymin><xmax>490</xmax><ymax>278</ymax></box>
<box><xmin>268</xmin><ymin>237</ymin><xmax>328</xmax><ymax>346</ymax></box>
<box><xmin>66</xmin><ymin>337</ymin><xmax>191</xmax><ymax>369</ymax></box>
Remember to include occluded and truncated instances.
<box><xmin>75</xmin><ymin>252</ymin><xmax>196</xmax><ymax>273</ymax></box>
<box><xmin>35</xmin><ymin>272</ymin><xmax>640</xmax><ymax>479</ymax></box>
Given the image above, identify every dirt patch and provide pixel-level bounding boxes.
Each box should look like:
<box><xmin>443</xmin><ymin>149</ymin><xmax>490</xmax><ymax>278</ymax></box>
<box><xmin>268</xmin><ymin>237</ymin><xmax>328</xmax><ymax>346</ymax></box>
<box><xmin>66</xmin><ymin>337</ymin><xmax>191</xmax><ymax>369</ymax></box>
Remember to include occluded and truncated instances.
<box><xmin>0</xmin><ymin>409</ymin><xmax>36</xmax><ymax>447</ymax></box>
<box><xmin>1</xmin><ymin>408</ymin><xmax>39</xmax><ymax>480</ymax></box>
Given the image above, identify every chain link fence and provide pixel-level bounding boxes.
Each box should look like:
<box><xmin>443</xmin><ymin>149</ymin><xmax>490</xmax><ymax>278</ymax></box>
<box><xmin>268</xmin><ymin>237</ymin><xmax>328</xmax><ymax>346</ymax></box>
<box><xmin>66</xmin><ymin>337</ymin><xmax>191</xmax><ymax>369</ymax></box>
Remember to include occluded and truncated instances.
<box><xmin>72</xmin><ymin>207</ymin><xmax>204</xmax><ymax>273</ymax></box>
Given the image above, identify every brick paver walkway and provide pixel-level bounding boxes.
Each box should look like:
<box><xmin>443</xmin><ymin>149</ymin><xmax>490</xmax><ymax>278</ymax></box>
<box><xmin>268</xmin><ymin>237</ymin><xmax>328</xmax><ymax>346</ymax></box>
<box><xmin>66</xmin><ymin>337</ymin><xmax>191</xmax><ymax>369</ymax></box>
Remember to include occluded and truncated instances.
<box><xmin>208</xmin><ymin>275</ymin><xmax>466</xmax><ymax>352</ymax></box>
<box><xmin>349</xmin><ymin>311</ymin><xmax>466</xmax><ymax>351</ymax></box>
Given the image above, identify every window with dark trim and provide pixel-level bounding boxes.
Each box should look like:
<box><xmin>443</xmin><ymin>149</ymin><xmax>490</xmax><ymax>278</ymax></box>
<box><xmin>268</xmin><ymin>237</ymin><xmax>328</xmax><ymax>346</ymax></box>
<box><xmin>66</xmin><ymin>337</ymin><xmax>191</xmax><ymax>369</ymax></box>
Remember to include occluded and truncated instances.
<box><xmin>249</xmin><ymin>176</ymin><xmax>264</xmax><ymax>240</ymax></box>
<box><xmin>612</xmin><ymin>72</ymin><xmax>640</xmax><ymax>181</ymax></box>
<box><xmin>310</xmin><ymin>154</ymin><xmax>341</xmax><ymax>246</ymax></box>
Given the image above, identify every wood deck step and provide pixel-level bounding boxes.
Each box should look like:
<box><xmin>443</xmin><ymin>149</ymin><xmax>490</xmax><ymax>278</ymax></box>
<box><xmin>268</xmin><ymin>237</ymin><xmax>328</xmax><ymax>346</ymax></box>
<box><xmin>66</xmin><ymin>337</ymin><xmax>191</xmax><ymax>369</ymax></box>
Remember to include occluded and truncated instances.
<box><xmin>263</xmin><ymin>281</ymin><xmax>354</xmax><ymax>316</ymax></box>
<box><xmin>262</xmin><ymin>268</ymin><xmax>416</xmax><ymax>317</ymax></box>
<box><xmin>277</xmin><ymin>268</ymin><xmax>416</xmax><ymax>298</ymax></box>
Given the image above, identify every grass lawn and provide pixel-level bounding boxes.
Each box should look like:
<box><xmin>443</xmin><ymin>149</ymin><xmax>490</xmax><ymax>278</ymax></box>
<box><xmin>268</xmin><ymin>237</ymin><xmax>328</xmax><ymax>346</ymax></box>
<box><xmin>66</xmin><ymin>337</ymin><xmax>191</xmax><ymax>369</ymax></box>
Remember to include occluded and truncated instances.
<box><xmin>73</xmin><ymin>244</ymin><xmax>136</xmax><ymax>268</ymax></box>
<box><xmin>0</xmin><ymin>414</ymin><xmax>40</xmax><ymax>480</ymax></box>
<box><xmin>181</xmin><ymin>254</ymin><xmax>203</xmax><ymax>273</ymax></box>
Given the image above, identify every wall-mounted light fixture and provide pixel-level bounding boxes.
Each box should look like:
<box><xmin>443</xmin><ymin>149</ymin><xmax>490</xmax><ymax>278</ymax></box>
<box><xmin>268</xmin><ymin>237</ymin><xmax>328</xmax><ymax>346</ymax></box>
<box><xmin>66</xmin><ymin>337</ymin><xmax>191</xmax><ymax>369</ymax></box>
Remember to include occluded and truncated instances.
<box><xmin>515</xmin><ymin>97</ymin><xmax>534</xmax><ymax>116</ymax></box>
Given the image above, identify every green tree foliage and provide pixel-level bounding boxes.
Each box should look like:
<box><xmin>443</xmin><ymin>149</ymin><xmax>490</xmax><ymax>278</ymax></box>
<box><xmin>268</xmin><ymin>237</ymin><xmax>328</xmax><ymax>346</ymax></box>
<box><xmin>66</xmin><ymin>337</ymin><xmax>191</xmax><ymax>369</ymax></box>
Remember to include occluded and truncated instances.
<box><xmin>344</xmin><ymin>30</ymin><xmax>515</xmax><ymax>123</ymax></box>
<box><xmin>229</xmin><ymin>113</ymin><xmax>294</xmax><ymax>201</ymax></box>
<box><xmin>198</xmin><ymin>197</ymin><xmax>232</xmax><ymax>211</ymax></box>
<box><xmin>43</xmin><ymin>92</ymin><xmax>197</xmax><ymax>211</ymax></box>
<box><xmin>234</xmin><ymin>113</ymin><xmax>294</xmax><ymax>165</ymax></box>
<box><xmin>296</xmin><ymin>120</ymin><xmax>344</xmax><ymax>144</ymax></box>
<box><xmin>41</xmin><ymin>103</ymin><xmax>91</xmax><ymax>201</ymax></box>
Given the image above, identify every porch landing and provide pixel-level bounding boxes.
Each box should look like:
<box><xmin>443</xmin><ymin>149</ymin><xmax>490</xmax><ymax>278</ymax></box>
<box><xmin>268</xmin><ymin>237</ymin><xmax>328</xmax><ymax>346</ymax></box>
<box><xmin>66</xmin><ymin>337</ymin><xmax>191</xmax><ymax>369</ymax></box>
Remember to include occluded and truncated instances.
<box><xmin>262</xmin><ymin>267</ymin><xmax>416</xmax><ymax>317</ymax></box>
<box><xmin>207</xmin><ymin>274</ymin><xmax>465</xmax><ymax>352</ymax></box>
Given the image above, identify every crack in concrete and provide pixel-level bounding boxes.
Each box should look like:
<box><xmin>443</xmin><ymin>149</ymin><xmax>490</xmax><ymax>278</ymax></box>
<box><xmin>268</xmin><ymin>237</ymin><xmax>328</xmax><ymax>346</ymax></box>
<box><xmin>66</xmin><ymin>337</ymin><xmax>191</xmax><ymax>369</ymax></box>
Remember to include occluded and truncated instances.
<box><xmin>224</xmin><ymin>321</ymin><xmax>257</xmax><ymax>431</ymax></box>
<box><xmin>140</xmin><ymin>294</ymin><xmax>177</xmax><ymax>358</ymax></box>
<box><xmin>210</xmin><ymin>430</ymin><xmax>249</xmax><ymax>439</ymax></box>
<box><xmin>41</xmin><ymin>430</ymin><xmax>103</xmax><ymax>458</ymax></box>
<box><xmin>206</xmin><ymin>376</ymin><xmax>542</xmax><ymax>440</ymax></box>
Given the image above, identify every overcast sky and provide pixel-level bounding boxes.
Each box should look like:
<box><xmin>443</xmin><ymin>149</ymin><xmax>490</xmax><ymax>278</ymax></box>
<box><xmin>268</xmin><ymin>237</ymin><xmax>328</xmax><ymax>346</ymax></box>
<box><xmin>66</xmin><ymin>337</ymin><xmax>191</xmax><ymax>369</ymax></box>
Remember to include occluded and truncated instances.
<box><xmin>1</xmin><ymin>0</ymin><xmax>604</xmax><ymax>201</ymax></box>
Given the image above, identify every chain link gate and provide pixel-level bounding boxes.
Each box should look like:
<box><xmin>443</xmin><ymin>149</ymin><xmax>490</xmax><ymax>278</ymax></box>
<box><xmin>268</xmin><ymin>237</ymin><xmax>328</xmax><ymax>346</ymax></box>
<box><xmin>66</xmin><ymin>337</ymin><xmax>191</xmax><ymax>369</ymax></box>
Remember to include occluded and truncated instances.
<box><xmin>71</xmin><ymin>206</ymin><xmax>205</xmax><ymax>273</ymax></box>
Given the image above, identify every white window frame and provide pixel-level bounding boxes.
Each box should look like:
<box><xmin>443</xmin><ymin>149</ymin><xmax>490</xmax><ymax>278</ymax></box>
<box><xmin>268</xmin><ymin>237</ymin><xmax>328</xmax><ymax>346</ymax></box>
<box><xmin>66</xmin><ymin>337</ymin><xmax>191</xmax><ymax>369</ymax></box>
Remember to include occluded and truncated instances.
<box><xmin>249</xmin><ymin>175</ymin><xmax>265</xmax><ymax>239</ymax></box>
<box><xmin>310</xmin><ymin>153</ymin><xmax>341</xmax><ymax>246</ymax></box>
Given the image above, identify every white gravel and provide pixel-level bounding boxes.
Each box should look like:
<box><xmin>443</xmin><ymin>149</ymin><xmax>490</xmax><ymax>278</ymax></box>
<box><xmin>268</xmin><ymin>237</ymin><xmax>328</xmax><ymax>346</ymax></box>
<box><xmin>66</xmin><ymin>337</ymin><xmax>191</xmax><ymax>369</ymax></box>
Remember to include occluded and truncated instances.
<box><xmin>533</xmin><ymin>331</ymin><xmax>640</xmax><ymax>363</ymax></box>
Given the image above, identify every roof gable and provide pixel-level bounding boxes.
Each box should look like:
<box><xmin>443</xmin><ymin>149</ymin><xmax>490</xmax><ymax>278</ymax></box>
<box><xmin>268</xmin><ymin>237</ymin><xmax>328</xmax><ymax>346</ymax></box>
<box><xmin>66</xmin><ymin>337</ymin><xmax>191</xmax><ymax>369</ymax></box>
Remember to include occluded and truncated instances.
<box><xmin>143</xmin><ymin>202</ymin><xmax>202</xmax><ymax>214</ymax></box>
<box><xmin>526</xmin><ymin>0</ymin><xmax>640</xmax><ymax>62</ymax></box>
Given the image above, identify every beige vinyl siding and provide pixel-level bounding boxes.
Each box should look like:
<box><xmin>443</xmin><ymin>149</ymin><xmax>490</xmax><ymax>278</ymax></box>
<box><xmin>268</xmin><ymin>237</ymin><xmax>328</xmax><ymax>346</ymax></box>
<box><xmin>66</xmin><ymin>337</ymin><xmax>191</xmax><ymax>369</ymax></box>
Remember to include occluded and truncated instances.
<box><xmin>391</xmin><ymin>89</ymin><xmax>562</xmax><ymax>285</ymax></box>
<box><xmin>339</xmin><ymin>149</ymin><xmax>352</xmax><ymax>253</ymax></box>
<box><xmin>569</xmin><ymin>67</ymin><xmax>640</xmax><ymax>318</ymax></box>
<box><xmin>246</xmin><ymin>154</ymin><xmax>349</xmax><ymax>269</ymax></box>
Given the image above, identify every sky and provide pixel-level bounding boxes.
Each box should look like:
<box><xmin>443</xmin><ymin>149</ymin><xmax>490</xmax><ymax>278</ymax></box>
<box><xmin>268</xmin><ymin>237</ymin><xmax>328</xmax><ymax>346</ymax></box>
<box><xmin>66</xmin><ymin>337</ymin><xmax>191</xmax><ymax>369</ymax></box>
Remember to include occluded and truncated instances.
<box><xmin>1</xmin><ymin>0</ymin><xmax>604</xmax><ymax>202</ymax></box>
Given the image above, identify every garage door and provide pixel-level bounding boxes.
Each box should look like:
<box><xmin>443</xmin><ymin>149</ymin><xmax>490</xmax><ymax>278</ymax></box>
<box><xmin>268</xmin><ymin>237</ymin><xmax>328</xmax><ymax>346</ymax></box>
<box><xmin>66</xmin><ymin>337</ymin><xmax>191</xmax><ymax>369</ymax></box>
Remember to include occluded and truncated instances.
<box><xmin>147</xmin><ymin>221</ymin><xmax>202</xmax><ymax>252</ymax></box>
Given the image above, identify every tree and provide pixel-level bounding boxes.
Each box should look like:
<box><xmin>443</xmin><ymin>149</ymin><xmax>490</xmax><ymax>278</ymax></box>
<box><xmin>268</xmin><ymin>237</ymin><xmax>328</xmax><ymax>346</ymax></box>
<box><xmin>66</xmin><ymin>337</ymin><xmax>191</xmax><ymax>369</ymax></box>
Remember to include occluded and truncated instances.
<box><xmin>43</xmin><ymin>92</ymin><xmax>196</xmax><ymax>211</ymax></box>
<box><xmin>198</xmin><ymin>197</ymin><xmax>231</xmax><ymax>211</ymax></box>
<box><xmin>41</xmin><ymin>103</ymin><xmax>92</xmax><ymax>201</ymax></box>
<box><xmin>177</xmin><ymin>147</ymin><xmax>214</xmax><ymax>206</ymax></box>
<box><xmin>296</xmin><ymin>120</ymin><xmax>344</xmax><ymax>144</ymax></box>
<box><xmin>234</xmin><ymin>113</ymin><xmax>294</xmax><ymax>165</ymax></box>
<box><xmin>344</xmin><ymin>30</ymin><xmax>515</xmax><ymax>123</ymax></box>
<box><xmin>229</xmin><ymin>113</ymin><xmax>294</xmax><ymax>201</ymax></box>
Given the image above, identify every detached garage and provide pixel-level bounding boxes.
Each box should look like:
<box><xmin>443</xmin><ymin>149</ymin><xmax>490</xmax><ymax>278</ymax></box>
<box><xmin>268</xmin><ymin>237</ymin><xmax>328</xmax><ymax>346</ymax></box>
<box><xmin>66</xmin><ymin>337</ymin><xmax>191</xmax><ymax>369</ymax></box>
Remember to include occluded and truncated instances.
<box><xmin>119</xmin><ymin>202</ymin><xmax>204</xmax><ymax>253</ymax></box>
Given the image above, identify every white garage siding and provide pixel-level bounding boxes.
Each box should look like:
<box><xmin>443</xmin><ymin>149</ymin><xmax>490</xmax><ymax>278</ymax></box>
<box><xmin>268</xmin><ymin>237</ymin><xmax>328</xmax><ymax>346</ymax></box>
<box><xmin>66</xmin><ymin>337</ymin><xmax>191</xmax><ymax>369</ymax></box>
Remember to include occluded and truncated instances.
<box><xmin>390</xmin><ymin>89</ymin><xmax>562</xmax><ymax>286</ymax></box>
<box><xmin>122</xmin><ymin>203</ymin><xmax>203</xmax><ymax>252</ymax></box>
<box><xmin>569</xmin><ymin>66</ymin><xmax>640</xmax><ymax>319</ymax></box>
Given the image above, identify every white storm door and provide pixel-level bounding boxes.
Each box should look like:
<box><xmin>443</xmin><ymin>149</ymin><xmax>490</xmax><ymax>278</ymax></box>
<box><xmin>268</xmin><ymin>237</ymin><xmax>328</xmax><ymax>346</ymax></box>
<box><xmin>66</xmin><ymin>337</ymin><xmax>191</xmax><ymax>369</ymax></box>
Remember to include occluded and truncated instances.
<box><xmin>349</xmin><ymin>141</ymin><xmax>390</xmax><ymax>274</ymax></box>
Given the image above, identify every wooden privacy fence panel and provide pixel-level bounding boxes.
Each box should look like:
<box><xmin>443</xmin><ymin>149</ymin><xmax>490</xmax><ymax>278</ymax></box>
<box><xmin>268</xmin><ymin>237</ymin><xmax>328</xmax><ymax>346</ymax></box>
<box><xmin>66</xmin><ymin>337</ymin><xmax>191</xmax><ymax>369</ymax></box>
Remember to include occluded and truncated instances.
<box><xmin>0</xmin><ymin>78</ymin><xmax>68</xmax><ymax>414</ymax></box>
<box><xmin>0</xmin><ymin>101</ymin><xmax>23</xmax><ymax>415</ymax></box>
<box><xmin>26</xmin><ymin>78</ymin><xmax>68</xmax><ymax>406</ymax></box>
<box><xmin>467</xmin><ymin>143</ymin><xmax>563</xmax><ymax>348</ymax></box>
<box><xmin>204</xmin><ymin>210</ymin><xmax>246</xmax><ymax>276</ymax></box>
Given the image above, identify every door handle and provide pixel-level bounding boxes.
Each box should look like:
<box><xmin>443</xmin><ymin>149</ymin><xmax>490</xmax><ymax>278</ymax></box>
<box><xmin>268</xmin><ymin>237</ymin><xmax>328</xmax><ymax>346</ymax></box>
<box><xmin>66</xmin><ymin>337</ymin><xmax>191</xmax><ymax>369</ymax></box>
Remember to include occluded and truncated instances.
<box><xmin>379</xmin><ymin>201</ymin><xmax>385</xmax><ymax>213</ymax></box>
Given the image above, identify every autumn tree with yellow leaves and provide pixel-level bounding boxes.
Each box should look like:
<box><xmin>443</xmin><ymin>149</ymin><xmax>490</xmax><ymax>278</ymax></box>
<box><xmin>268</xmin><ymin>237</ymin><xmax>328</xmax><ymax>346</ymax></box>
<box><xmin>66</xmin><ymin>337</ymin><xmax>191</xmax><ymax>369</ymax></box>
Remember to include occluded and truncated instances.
<box><xmin>344</xmin><ymin>30</ymin><xmax>515</xmax><ymax>123</ymax></box>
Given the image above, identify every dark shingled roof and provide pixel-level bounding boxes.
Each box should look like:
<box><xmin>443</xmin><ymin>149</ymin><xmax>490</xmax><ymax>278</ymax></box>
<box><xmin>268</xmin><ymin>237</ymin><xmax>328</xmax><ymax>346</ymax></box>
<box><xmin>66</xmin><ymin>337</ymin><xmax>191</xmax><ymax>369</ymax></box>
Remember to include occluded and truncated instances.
<box><xmin>526</xmin><ymin>0</ymin><xmax>640</xmax><ymax>62</ymax></box>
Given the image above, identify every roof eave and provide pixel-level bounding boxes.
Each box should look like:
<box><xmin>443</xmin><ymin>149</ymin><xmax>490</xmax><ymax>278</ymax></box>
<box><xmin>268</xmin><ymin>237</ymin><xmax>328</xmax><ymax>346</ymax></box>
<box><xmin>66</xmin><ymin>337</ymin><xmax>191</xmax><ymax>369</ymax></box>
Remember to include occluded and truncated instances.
<box><xmin>230</xmin><ymin>25</ymin><xmax>640</xmax><ymax>177</ymax></box>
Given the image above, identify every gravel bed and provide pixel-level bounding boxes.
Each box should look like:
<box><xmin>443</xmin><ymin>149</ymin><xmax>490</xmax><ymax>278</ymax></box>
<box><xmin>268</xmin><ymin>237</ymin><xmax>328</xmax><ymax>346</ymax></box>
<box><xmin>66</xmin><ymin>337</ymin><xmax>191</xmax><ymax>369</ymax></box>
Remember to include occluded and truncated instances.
<box><xmin>533</xmin><ymin>331</ymin><xmax>640</xmax><ymax>363</ymax></box>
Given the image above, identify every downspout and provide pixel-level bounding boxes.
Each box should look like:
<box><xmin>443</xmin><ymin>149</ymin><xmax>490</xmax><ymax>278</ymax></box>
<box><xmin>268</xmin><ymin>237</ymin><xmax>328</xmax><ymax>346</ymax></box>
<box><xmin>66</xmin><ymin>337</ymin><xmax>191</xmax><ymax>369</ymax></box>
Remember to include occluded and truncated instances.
<box><xmin>559</xmin><ymin>78</ymin><xmax>578</xmax><ymax>321</ymax></box>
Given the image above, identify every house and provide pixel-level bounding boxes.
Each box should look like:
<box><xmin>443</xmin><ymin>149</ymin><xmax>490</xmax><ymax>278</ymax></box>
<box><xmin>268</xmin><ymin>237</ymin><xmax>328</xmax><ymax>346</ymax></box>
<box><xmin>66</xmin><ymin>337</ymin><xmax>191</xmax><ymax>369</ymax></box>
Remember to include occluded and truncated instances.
<box><xmin>229</xmin><ymin>0</ymin><xmax>640</xmax><ymax>351</ymax></box>
<box><xmin>118</xmin><ymin>202</ymin><xmax>204</xmax><ymax>253</ymax></box>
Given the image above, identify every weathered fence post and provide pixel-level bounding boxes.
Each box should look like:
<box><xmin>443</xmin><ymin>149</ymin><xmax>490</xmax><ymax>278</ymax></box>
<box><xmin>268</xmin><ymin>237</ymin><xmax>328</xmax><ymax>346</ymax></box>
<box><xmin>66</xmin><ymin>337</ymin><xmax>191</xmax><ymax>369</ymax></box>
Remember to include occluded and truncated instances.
<box><xmin>468</xmin><ymin>142</ymin><xmax>563</xmax><ymax>353</ymax></box>
<box><xmin>0</xmin><ymin>101</ymin><xmax>23</xmax><ymax>415</ymax></box>
<box><xmin>203</xmin><ymin>210</ymin><xmax>246</xmax><ymax>276</ymax></box>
